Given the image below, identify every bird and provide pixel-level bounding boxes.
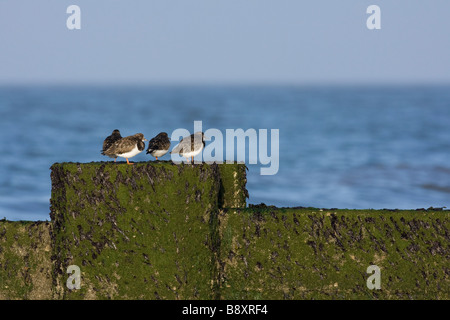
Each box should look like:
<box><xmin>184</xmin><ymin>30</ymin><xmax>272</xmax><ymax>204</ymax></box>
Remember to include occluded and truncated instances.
<box><xmin>146</xmin><ymin>132</ymin><xmax>171</xmax><ymax>160</ymax></box>
<box><xmin>101</xmin><ymin>129</ymin><xmax>122</xmax><ymax>162</ymax></box>
<box><xmin>102</xmin><ymin>133</ymin><xmax>147</xmax><ymax>165</ymax></box>
<box><xmin>170</xmin><ymin>131</ymin><xmax>205</xmax><ymax>163</ymax></box>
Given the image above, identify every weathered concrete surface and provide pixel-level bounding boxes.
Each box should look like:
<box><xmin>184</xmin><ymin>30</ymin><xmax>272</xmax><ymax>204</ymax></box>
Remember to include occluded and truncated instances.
<box><xmin>1</xmin><ymin>162</ymin><xmax>449</xmax><ymax>300</ymax></box>
<box><xmin>218</xmin><ymin>164</ymin><xmax>248</xmax><ymax>209</ymax></box>
<box><xmin>49</xmin><ymin>161</ymin><xmax>246</xmax><ymax>299</ymax></box>
<box><xmin>0</xmin><ymin>221</ymin><xmax>53</xmax><ymax>299</ymax></box>
<box><xmin>218</xmin><ymin>207</ymin><xmax>450</xmax><ymax>300</ymax></box>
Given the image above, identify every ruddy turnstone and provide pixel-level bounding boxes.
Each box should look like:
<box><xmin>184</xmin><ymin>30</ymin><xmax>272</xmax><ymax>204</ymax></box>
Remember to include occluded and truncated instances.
<box><xmin>171</xmin><ymin>131</ymin><xmax>205</xmax><ymax>163</ymax></box>
<box><xmin>101</xmin><ymin>129</ymin><xmax>122</xmax><ymax>162</ymax></box>
<box><xmin>146</xmin><ymin>132</ymin><xmax>171</xmax><ymax>160</ymax></box>
<box><xmin>103</xmin><ymin>133</ymin><xmax>147</xmax><ymax>165</ymax></box>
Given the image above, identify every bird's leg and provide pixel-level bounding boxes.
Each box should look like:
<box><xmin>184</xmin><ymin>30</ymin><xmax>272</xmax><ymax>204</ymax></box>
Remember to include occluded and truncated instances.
<box><xmin>114</xmin><ymin>158</ymin><xmax>117</xmax><ymax>163</ymax></box>
<box><xmin>155</xmin><ymin>157</ymin><xmax>158</xmax><ymax>160</ymax></box>
<box><xmin>126</xmin><ymin>158</ymin><xmax>134</xmax><ymax>165</ymax></box>
<box><xmin>185</xmin><ymin>157</ymin><xmax>190</xmax><ymax>163</ymax></box>
<box><xmin>191</xmin><ymin>156</ymin><xmax>194</xmax><ymax>163</ymax></box>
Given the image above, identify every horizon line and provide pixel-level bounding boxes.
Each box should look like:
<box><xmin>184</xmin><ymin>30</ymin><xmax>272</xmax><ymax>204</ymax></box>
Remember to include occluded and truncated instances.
<box><xmin>1</xmin><ymin>81</ymin><xmax>450</xmax><ymax>88</ymax></box>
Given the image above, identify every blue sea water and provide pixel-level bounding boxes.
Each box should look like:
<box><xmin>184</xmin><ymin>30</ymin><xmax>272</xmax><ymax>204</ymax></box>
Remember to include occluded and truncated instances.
<box><xmin>0</xmin><ymin>85</ymin><xmax>449</xmax><ymax>221</ymax></box>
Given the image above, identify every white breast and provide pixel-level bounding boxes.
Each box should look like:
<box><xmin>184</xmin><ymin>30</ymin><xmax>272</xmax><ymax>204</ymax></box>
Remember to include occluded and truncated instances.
<box><xmin>151</xmin><ymin>149</ymin><xmax>169</xmax><ymax>158</ymax></box>
<box><xmin>180</xmin><ymin>144</ymin><xmax>204</xmax><ymax>158</ymax></box>
<box><xmin>117</xmin><ymin>145</ymin><xmax>142</xmax><ymax>159</ymax></box>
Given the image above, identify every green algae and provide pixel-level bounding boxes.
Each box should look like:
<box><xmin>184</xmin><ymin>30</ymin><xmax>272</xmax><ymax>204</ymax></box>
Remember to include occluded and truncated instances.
<box><xmin>217</xmin><ymin>207</ymin><xmax>450</xmax><ymax>300</ymax></box>
<box><xmin>0</xmin><ymin>220</ymin><xmax>52</xmax><ymax>299</ymax></box>
<box><xmin>50</xmin><ymin>161</ymin><xmax>226</xmax><ymax>299</ymax></box>
<box><xmin>218</xmin><ymin>163</ymin><xmax>248</xmax><ymax>208</ymax></box>
<box><xmin>1</xmin><ymin>162</ymin><xmax>449</xmax><ymax>300</ymax></box>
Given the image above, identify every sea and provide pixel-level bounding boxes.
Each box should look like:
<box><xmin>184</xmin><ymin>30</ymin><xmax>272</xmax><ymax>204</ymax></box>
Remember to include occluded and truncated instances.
<box><xmin>0</xmin><ymin>85</ymin><xmax>449</xmax><ymax>221</ymax></box>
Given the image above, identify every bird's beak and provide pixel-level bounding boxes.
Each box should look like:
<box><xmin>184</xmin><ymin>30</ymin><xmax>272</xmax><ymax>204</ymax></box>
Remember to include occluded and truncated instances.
<box><xmin>143</xmin><ymin>138</ymin><xmax>148</xmax><ymax>141</ymax></box>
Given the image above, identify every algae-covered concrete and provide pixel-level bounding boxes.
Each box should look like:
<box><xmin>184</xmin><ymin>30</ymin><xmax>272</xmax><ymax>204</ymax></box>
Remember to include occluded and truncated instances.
<box><xmin>218</xmin><ymin>207</ymin><xmax>450</xmax><ymax>299</ymax></box>
<box><xmin>0</xmin><ymin>220</ymin><xmax>53</xmax><ymax>299</ymax></box>
<box><xmin>49</xmin><ymin>161</ymin><xmax>246</xmax><ymax>299</ymax></box>
<box><xmin>218</xmin><ymin>163</ymin><xmax>248</xmax><ymax>209</ymax></box>
<box><xmin>1</xmin><ymin>161</ymin><xmax>449</xmax><ymax>300</ymax></box>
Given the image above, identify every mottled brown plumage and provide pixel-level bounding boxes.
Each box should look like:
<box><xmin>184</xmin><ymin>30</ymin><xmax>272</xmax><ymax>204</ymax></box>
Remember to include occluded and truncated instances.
<box><xmin>101</xmin><ymin>129</ymin><xmax>122</xmax><ymax>159</ymax></box>
<box><xmin>146</xmin><ymin>132</ymin><xmax>171</xmax><ymax>160</ymax></box>
<box><xmin>103</xmin><ymin>133</ymin><xmax>147</xmax><ymax>165</ymax></box>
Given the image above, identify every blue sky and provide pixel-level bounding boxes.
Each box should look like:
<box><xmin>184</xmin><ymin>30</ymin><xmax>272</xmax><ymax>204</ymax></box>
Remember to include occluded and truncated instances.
<box><xmin>1</xmin><ymin>0</ymin><xmax>449</xmax><ymax>85</ymax></box>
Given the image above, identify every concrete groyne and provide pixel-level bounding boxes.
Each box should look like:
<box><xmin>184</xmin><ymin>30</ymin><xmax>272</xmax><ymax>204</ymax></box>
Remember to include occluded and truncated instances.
<box><xmin>0</xmin><ymin>162</ymin><xmax>448</xmax><ymax>299</ymax></box>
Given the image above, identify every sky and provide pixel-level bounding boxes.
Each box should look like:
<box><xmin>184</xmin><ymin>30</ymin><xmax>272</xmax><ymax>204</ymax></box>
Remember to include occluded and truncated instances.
<box><xmin>0</xmin><ymin>0</ymin><xmax>450</xmax><ymax>85</ymax></box>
